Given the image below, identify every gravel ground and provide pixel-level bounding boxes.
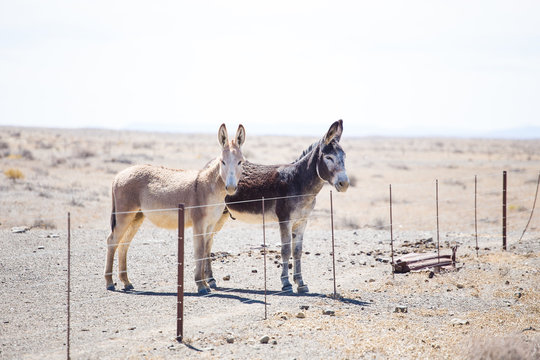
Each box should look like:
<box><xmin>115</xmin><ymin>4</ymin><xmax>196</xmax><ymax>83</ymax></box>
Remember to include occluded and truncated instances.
<box><xmin>1</xmin><ymin>225</ymin><xmax>539</xmax><ymax>359</ymax></box>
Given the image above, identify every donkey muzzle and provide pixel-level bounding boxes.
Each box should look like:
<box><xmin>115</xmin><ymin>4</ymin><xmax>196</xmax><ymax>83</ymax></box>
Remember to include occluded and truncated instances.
<box><xmin>334</xmin><ymin>173</ymin><xmax>350</xmax><ymax>192</ymax></box>
<box><xmin>225</xmin><ymin>178</ymin><xmax>238</xmax><ymax>195</ymax></box>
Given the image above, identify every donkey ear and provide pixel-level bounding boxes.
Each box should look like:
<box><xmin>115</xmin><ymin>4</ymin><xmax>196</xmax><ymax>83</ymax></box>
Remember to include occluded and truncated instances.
<box><xmin>218</xmin><ymin>123</ymin><xmax>229</xmax><ymax>148</ymax></box>
<box><xmin>323</xmin><ymin>119</ymin><xmax>343</xmax><ymax>144</ymax></box>
<box><xmin>235</xmin><ymin>124</ymin><xmax>246</xmax><ymax>147</ymax></box>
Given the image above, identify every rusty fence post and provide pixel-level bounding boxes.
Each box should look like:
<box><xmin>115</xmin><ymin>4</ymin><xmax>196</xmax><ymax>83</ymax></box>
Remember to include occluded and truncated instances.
<box><xmin>330</xmin><ymin>190</ymin><xmax>337</xmax><ymax>299</ymax></box>
<box><xmin>436</xmin><ymin>179</ymin><xmax>440</xmax><ymax>263</ymax></box>
<box><xmin>503</xmin><ymin>171</ymin><xmax>507</xmax><ymax>251</ymax></box>
<box><xmin>177</xmin><ymin>204</ymin><xmax>185</xmax><ymax>342</ymax></box>
<box><xmin>262</xmin><ymin>197</ymin><xmax>267</xmax><ymax>320</ymax></box>
<box><xmin>389</xmin><ymin>185</ymin><xmax>394</xmax><ymax>278</ymax></box>
<box><xmin>475</xmin><ymin>175</ymin><xmax>479</xmax><ymax>257</ymax></box>
<box><xmin>67</xmin><ymin>213</ymin><xmax>71</xmax><ymax>360</ymax></box>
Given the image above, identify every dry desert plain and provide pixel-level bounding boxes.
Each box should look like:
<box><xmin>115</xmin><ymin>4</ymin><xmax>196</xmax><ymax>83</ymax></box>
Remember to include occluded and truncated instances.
<box><xmin>0</xmin><ymin>125</ymin><xmax>539</xmax><ymax>359</ymax></box>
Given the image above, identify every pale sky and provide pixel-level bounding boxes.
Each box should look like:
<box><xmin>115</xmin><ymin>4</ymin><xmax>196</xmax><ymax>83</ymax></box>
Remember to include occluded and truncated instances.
<box><xmin>1</xmin><ymin>1</ymin><xmax>539</xmax><ymax>137</ymax></box>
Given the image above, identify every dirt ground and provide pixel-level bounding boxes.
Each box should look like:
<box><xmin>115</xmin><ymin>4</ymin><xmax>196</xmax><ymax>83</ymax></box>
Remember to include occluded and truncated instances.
<box><xmin>1</xmin><ymin>126</ymin><xmax>539</xmax><ymax>359</ymax></box>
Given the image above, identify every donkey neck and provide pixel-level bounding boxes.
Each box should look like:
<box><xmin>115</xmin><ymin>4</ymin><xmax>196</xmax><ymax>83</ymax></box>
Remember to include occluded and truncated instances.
<box><xmin>198</xmin><ymin>158</ymin><xmax>227</xmax><ymax>200</ymax></box>
<box><xmin>288</xmin><ymin>144</ymin><xmax>325</xmax><ymax>195</ymax></box>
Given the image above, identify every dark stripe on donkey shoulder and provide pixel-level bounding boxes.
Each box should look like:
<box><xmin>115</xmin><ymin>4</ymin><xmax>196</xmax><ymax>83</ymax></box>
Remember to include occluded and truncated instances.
<box><xmin>223</xmin><ymin>207</ymin><xmax>236</xmax><ymax>220</ymax></box>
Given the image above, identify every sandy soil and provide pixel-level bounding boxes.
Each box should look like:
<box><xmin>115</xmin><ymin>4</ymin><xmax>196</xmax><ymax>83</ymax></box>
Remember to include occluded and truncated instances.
<box><xmin>1</xmin><ymin>126</ymin><xmax>539</xmax><ymax>359</ymax></box>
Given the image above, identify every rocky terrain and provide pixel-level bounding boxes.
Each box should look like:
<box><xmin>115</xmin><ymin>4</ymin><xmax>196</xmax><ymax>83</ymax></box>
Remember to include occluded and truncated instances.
<box><xmin>1</xmin><ymin>126</ymin><xmax>539</xmax><ymax>359</ymax></box>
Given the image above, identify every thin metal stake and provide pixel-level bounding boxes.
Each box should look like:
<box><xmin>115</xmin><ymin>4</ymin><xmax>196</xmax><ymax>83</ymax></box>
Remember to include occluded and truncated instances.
<box><xmin>503</xmin><ymin>171</ymin><xmax>507</xmax><ymax>251</ymax></box>
<box><xmin>262</xmin><ymin>197</ymin><xmax>267</xmax><ymax>320</ymax></box>
<box><xmin>67</xmin><ymin>212</ymin><xmax>71</xmax><ymax>360</ymax></box>
<box><xmin>177</xmin><ymin>204</ymin><xmax>185</xmax><ymax>342</ymax></box>
<box><xmin>389</xmin><ymin>185</ymin><xmax>394</xmax><ymax>278</ymax></box>
<box><xmin>436</xmin><ymin>179</ymin><xmax>440</xmax><ymax>263</ymax></box>
<box><xmin>475</xmin><ymin>175</ymin><xmax>479</xmax><ymax>257</ymax></box>
<box><xmin>330</xmin><ymin>190</ymin><xmax>337</xmax><ymax>299</ymax></box>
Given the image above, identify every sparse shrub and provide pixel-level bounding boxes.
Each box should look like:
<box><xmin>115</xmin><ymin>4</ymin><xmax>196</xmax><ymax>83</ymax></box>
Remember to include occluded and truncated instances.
<box><xmin>21</xmin><ymin>149</ymin><xmax>34</xmax><ymax>160</ymax></box>
<box><xmin>0</xmin><ymin>141</ymin><xmax>9</xmax><ymax>150</ymax></box>
<box><xmin>339</xmin><ymin>216</ymin><xmax>360</xmax><ymax>230</ymax></box>
<box><xmin>36</xmin><ymin>140</ymin><xmax>53</xmax><ymax>150</ymax></box>
<box><xmin>38</xmin><ymin>191</ymin><xmax>52</xmax><ymax>198</ymax></box>
<box><xmin>372</xmin><ymin>217</ymin><xmax>386</xmax><ymax>230</ymax></box>
<box><xmin>4</xmin><ymin>168</ymin><xmax>24</xmax><ymax>181</ymax></box>
<box><xmin>108</xmin><ymin>157</ymin><xmax>133</xmax><ymax>165</ymax></box>
<box><xmin>70</xmin><ymin>197</ymin><xmax>84</xmax><ymax>207</ymax></box>
<box><xmin>74</xmin><ymin>149</ymin><xmax>95</xmax><ymax>159</ymax></box>
<box><xmin>132</xmin><ymin>142</ymin><xmax>155</xmax><ymax>149</ymax></box>
<box><xmin>50</xmin><ymin>156</ymin><xmax>67</xmax><ymax>167</ymax></box>
<box><xmin>389</xmin><ymin>163</ymin><xmax>410</xmax><ymax>171</ymax></box>
<box><xmin>32</xmin><ymin>219</ymin><xmax>56</xmax><ymax>229</ymax></box>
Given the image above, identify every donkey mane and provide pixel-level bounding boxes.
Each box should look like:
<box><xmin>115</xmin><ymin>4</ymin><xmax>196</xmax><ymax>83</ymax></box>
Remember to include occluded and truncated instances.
<box><xmin>293</xmin><ymin>140</ymin><xmax>321</xmax><ymax>163</ymax></box>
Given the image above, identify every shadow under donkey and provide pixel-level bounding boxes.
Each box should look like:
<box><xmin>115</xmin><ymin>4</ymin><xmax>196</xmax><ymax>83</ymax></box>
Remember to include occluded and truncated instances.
<box><xmin>114</xmin><ymin>286</ymin><xmax>371</xmax><ymax>307</ymax></box>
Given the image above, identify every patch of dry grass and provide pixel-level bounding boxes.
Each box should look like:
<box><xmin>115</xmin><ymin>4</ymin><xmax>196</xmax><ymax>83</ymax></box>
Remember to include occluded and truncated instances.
<box><xmin>4</xmin><ymin>168</ymin><xmax>24</xmax><ymax>181</ymax></box>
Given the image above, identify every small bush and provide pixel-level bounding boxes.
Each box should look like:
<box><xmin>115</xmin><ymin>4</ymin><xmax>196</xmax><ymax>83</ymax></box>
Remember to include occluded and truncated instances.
<box><xmin>132</xmin><ymin>142</ymin><xmax>155</xmax><ymax>150</ymax></box>
<box><xmin>70</xmin><ymin>197</ymin><xmax>84</xmax><ymax>207</ymax></box>
<box><xmin>21</xmin><ymin>149</ymin><xmax>34</xmax><ymax>160</ymax></box>
<box><xmin>74</xmin><ymin>149</ymin><xmax>95</xmax><ymax>159</ymax></box>
<box><xmin>32</xmin><ymin>219</ymin><xmax>56</xmax><ymax>230</ymax></box>
<box><xmin>4</xmin><ymin>168</ymin><xmax>24</xmax><ymax>181</ymax></box>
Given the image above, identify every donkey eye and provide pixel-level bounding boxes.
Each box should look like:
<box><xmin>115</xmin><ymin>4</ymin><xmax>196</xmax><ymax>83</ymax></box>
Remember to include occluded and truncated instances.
<box><xmin>221</xmin><ymin>160</ymin><xmax>226</xmax><ymax>165</ymax></box>
<box><xmin>325</xmin><ymin>156</ymin><xmax>334</xmax><ymax>162</ymax></box>
<box><xmin>238</xmin><ymin>160</ymin><xmax>243</xmax><ymax>165</ymax></box>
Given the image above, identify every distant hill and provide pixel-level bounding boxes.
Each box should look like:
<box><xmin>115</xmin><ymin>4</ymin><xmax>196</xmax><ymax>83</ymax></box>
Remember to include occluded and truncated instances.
<box><xmin>480</xmin><ymin>126</ymin><xmax>540</xmax><ymax>139</ymax></box>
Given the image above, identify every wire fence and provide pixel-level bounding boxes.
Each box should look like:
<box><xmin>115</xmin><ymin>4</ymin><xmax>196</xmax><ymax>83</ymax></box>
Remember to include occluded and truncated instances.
<box><xmin>2</xmin><ymin>169</ymin><xmax>539</xmax><ymax>359</ymax></box>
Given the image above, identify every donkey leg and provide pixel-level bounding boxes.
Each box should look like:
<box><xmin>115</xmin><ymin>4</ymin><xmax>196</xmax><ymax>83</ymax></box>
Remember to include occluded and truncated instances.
<box><xmin>279</xmin><ymin>221</ymin><xmax>293</xmax><ymax>292</ymax></box>
<box><xmin>292</xmin><ymin>231</ymin><xmax>309</xmax><ymax>294</ymax></box>
<box><xmin>204</xmin><ymin>235</ymin><xmax>216</xmax><ymax>289</ymax></box>
<box><xmin>193</xmin><ymin>224</ymin><xmax>210</xmax><ymax>295</ymax></box>
<box><xmin>104</xmin><ymin>231</ymin><xmax>119</xmax><ymax>291</ymax></box>
<box><xmin>117</xmin><ymin>212</ymin><xmax>144</xmax><ymax>291</ymax></box>
<box><xmin>104</xmin><ymin>212</ymin><xmax>135</xmax><ymax>291</ymax></box>
<box><xmin>205</xmin><ymin>212</ymin><xmax>228</xmax><ymax>289</ymax></box>
<box><xmin>292</xmin><ymin>220</ymin><xmax>309</xmax><ymax>293</ymax></box>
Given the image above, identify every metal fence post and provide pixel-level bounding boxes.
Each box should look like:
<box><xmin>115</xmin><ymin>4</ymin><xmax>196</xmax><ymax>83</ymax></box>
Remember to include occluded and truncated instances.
<box><xmin>503</xmin><ymin>171</ymin><xmax>507</xmax><ymax>251</ymax></box>
<box><xmin>436</xmin><ymin>179</ymin><xmax>440</xmax><ymax>262</ymax></box>
<box><xmin>177</xmin><ymin>204</ymin><xmax>185</xmax><ymax>342</ymax></box>
<box><xmin>475</xmin><ymin>175</ymin><xmax>479</xmax><ymax>257</ymax></box>
<box><xmin>389</xmin><ymin>185</ymin><xmax>394</xmax><ymax>278</ymax></box>
<box><xmin>67</xmin><ymin>212</ymin><xmax>71</xmax><ymax>360</ymax></box>
<box><xmin>330</xmin><ymin>190</ymin><xmax>337</xmax><ymax>299</ymax></box>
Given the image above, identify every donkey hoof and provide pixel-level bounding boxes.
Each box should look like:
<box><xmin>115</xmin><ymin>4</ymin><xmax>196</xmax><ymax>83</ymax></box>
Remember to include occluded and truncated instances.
<box><xmin>208</xmin><ymin>279</ymin><xmax>217</xmax><ymax>289</ymax></box>
<box><xmin>198</xmin><ymin>288</ymin><xmax>210</xmax><ymax>296</ymax></box>
<box><xmin>297</xmin><ymin>285</ymin><xmax>310</xmax><ymax>294</ymax></box>
<box><xmin>282</xmin><ymin>284</ymin><xmax>293</xmax><ymax>293</ymax></box>
<box><xmin>123</xmin><ymin>284</ymin><xmax>134</xmax><ymax>291</ymax></box>
<box><xmin>106</xmin><ymin>283</ymin><xmax>116</xmax><ymax>291</ymax></box>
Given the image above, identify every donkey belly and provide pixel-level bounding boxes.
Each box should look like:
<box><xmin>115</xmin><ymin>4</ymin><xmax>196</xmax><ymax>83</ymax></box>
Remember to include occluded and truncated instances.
<box><xmin>228</xmin><ymin>206</ymin><xmax>279</xmax><ymax>224</ymax></box>
<box><xmin>144</xmin><ymin>209</ymin><xmax>194</xmax><ymax>230</ymax></box>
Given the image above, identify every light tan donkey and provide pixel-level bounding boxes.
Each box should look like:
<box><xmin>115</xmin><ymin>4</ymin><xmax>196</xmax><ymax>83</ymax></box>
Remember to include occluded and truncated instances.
<box><xmin>104</xmin><ymin>124</ymin><xmax>245</xmax><ymax>295</ymax></box>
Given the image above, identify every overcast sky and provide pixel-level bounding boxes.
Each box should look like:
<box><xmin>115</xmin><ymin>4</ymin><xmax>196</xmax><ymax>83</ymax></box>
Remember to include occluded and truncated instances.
<box><xmin>1</xmin><ymin>1</ymin><xmax>539</xmax><ymax>137</ymax></box>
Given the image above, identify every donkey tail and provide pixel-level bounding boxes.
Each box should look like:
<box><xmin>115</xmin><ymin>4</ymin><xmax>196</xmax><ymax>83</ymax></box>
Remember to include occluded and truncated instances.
<box><xmin>110</xmin><ymin>188</ymin><xmax>116</xmax><ymax>232</ymax></box>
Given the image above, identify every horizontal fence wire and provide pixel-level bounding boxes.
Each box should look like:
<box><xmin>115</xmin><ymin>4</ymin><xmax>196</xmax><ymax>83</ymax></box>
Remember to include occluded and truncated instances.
<box><xmin>111</xmin><ymin>193</ymin><xmax>319</xmax><ymax>216</ymax></box>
